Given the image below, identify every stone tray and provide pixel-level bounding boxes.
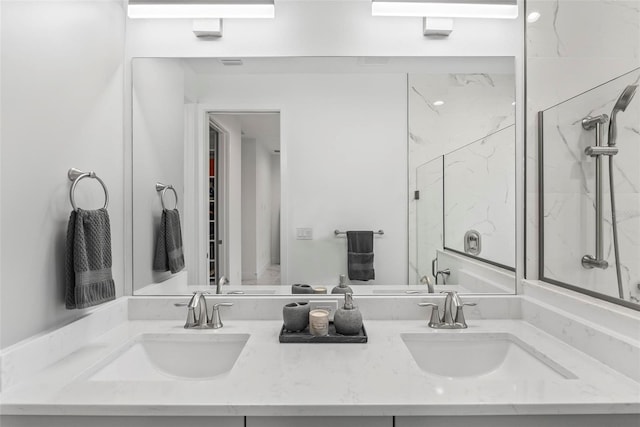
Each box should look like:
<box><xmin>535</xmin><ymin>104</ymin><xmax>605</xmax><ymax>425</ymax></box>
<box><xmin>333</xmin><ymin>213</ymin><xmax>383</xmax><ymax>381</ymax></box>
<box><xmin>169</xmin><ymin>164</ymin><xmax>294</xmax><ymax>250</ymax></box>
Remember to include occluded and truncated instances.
<box><xmin>278</xmin><ymin>322</ymin><xmax>368</xmax><ymax>343</ymax></box>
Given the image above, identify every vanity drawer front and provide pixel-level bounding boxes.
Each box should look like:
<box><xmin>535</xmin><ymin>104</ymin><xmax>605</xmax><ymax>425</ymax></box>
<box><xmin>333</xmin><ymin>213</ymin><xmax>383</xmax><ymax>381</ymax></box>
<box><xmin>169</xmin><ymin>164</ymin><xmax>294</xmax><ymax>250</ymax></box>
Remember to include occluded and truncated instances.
<box><xmin>247</xmin><ymin>416</ymin><xmax>392</xmax><ymax>427</ymax></box>
<box><xmin>396</xmin><ymin>415</ymin><xmax>640</xmax><ymax>427</ymax></box>
<box><xmin>0</xmin><ymin>416</ymin><xmax>244</xmax><ymax>427</ymax></box>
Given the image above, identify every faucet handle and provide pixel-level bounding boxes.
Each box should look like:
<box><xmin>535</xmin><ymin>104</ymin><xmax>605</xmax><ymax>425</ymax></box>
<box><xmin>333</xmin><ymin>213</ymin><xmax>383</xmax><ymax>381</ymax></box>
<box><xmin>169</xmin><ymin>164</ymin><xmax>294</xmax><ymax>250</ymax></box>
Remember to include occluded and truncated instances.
<box><xmin>418</xmin><ymin>302</ymin><xmax>442</xmax><ymax>327</ymax></box>
<box><xmin>454</xmin><ymin>302</ymin><xmax>477</xmax><ymax>328</ymax></box>
<box><xmin>210</xmin><ymin>302</ymin><xmax>233</xmax><ymax>329</ymax></box>
<box><xmin>174</xmin><ymin>302</ymin><xmax>197</xmax><ymax>328</ymax></box>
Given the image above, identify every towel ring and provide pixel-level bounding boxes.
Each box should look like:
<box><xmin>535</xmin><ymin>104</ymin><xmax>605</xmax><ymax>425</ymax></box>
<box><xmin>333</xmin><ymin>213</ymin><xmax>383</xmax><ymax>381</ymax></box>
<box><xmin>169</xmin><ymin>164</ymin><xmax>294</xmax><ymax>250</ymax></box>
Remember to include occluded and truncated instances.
<box><xmin>68</xmin><ymin>168</ymin><xmax>109</xmax><ymax>211</ymax></box>
<box><xmin>156</xmin><ymin>182</ymin><xmax>178</xmax><ymax>210</ymax></box>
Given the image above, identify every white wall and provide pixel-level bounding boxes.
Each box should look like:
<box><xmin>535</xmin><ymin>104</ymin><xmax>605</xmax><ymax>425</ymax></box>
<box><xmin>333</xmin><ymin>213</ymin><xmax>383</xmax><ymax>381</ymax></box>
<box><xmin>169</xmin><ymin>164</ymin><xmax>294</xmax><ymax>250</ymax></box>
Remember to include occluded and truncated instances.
<box><xmin>0</xmin><ymin>0</ymin><xmax>125</xmax><ymax>348</ymax></box>
<box><xmin>255</xmin><ymin>140</ymin><xmax>273</xmax><ymax>277</ymax></box>
<box><xmin>525</xmin><ymin>0</ymin><xmax>640</xmax><ymax>301</ymax></box>
<box><xmin>199</xmin><ymin>73</ymin><xmax>408</xmax><ymax>285</ymax></box>
<box><xmin>132</xmin><ymin>59</ymin><xmax>186</xmax><ymax>291</ymax></box>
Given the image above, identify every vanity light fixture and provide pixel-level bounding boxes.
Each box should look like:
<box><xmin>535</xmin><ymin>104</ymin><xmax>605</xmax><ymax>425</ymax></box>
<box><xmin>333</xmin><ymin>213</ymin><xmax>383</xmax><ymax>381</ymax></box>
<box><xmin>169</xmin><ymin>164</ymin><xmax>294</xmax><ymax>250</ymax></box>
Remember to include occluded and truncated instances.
<box><xmin>371</xmin><ymin>0</ymin><xmax>518</xmax><ymax>19</ymax></box>
<box><xmin>127</xmin><ymin>0</ymin><xmax>275</xmax><ymax>19</ymax></box>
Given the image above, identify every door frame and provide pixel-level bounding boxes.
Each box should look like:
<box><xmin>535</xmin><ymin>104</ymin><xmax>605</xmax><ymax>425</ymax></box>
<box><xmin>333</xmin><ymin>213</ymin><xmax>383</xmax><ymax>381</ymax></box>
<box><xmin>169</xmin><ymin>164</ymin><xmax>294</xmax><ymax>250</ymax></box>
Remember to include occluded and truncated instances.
<box><xmin>196</xmin><ymin>107</ymin><xmax>287</xmax><ymax>287</ymax></box>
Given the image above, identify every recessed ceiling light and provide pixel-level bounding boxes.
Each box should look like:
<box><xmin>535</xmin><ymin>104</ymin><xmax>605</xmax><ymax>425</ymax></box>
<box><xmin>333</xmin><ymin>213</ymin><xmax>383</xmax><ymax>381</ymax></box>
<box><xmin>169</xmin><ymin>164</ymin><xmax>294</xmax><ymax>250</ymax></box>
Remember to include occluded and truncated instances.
<box><xmin>511</xmin><ymin>101</ymin><xmax>516</xmax><ymax>106</ymax></box>
<box><xmin>526</xmin><ymin>11</ymin><xmax>541</xmax><ymax>23</ymax></box>
<box><xmin>433</xmin><ymin>100</ymin><xmax>445</xmax><ymax>106</ymax></box>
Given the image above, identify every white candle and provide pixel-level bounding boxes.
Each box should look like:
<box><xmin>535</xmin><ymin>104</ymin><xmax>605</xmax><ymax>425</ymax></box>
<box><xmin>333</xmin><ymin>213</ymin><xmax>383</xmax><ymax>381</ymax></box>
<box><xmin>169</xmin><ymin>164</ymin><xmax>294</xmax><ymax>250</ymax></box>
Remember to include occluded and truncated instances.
<box><xmin>309</xmin><ymin>309</ymin><xmax>329</xmax><ymax>336</ymax></box>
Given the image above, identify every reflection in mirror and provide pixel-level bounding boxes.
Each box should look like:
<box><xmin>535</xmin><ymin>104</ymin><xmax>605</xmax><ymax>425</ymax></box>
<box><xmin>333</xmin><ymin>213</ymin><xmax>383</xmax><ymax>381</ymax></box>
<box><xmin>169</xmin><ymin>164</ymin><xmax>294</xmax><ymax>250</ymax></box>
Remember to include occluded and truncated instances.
<box><xmin>444</xmin><ymin>127</ymin><xmax>516</xmax><ymax>270</ymax></box>
<box><xmin>408</xmin><ymin>69</ymin><xmax>516</xmax><ymax>292</ymax></box>
<box><xmin>131</xmin><ymin>57</ymin><xmax>517</xmax><ymax>296</ymax></box>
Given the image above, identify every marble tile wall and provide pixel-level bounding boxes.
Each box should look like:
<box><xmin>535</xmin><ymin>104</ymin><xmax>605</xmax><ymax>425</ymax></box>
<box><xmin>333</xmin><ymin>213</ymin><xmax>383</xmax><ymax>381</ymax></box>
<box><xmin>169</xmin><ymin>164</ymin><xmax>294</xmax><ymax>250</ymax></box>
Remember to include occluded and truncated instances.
<box><xmin>444</xmin><ymin>126</ymin><xmax>517</xmax><ymax>269</ymax></box>
<box><xmin>526</xmin><ymin>0</ymin><xmax>640</xmax><ymax>304</ymax></box>
<box><xmin>539</xmin><ymin>69</ymin><xmax>640</xmax><ymax>301</ymax></box>
<box><xmin>408</xmin><ymin>73</ymin><xmax>516</xmax><ymax>284</ymax></box>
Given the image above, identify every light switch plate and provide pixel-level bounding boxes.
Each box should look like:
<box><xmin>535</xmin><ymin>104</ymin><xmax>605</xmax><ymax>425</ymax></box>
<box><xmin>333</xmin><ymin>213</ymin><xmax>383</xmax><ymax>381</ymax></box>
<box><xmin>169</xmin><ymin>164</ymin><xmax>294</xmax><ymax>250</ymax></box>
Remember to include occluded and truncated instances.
<box><xmin>309</xmin><ymin>300</ymin><xmax>339</xmax><ymax>321</ymax></box>
<box><xmin>296</xmin><ymin>227</ymin><xmax>313</xmax><ymax>240</ymax></box>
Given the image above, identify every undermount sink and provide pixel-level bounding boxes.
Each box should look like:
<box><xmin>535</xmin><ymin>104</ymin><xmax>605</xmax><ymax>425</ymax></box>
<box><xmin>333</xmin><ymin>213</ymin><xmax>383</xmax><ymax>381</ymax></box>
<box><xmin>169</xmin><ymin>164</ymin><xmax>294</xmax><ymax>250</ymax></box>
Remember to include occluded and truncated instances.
<box><xmin>401</xmin><ymin>332</ymin><xmax>576</xmax><ymax>380</ymax></box>
<box><xmin>90</xmin><ymin>333</ymin><xmax>249</xmax><ymax>381</ymax></box>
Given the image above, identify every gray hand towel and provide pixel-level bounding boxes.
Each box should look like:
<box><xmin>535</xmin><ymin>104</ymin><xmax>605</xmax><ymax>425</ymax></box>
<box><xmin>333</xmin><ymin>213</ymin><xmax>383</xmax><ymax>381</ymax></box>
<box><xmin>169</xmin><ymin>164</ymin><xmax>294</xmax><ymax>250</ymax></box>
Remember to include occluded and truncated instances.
<box><xmin>153</xmin><ymin>208</ymin><xmax>185</xmax><ymax>274</ymax></box>
<box><xmin>65</xmin><ymin>208</ymin><xmax>116</xmax><ymax>309</ymax></box>
<box><xmin>347</xmin><ymin>231</ymin><xmax>375</xmax><ymax>281</ymax></box>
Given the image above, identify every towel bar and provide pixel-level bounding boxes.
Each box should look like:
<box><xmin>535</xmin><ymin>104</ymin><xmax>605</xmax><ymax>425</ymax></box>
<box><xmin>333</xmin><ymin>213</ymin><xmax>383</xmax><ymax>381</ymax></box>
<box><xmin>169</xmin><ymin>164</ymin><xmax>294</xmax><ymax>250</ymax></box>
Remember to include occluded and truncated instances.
<box><xmin>68</xmin><ymin>168</ymin><xmax>109</xmax><ymax>211</ymax></box>
<box><xmin>156</xmin><ymin>182</ymin><xmax>179</xmax><ymax>210</ymax></box>
<box><xmin>334</xmin><ymin>229</ymin><xmax>384</xmax><ymax>236</ymax></box>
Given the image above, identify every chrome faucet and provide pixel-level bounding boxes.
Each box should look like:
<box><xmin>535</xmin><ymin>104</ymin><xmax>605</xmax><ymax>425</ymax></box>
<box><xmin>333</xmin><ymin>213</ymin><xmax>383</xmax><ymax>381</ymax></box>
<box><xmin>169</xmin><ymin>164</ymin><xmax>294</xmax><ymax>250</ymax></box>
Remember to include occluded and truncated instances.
<box><xmin>418</xmin><ymin>291</ymin><xmax>476</xmax><ymax>329</ymax></box>
<box><xmin>435</xmin><ymin>268</ymin><xmax>450</xmax><ymax>285</ymax></box>
<box><xmin>217</xmin><ymin>275</ymin><xmax>229</xmax><ymax>294</ymax></box>
<box><xmin>175</xmin><ymin>291</ymin><xmax>210</xmax><ymax>328</ymax></box>
<box><xmin>175</xmin><ymin>292</ymin><xmax>234</xmax><ymax>329</ymax></box>
<box><xmin>420</xmin><ymin>275</ymin><xmax>435</xmax><ymax>293</ymax></box>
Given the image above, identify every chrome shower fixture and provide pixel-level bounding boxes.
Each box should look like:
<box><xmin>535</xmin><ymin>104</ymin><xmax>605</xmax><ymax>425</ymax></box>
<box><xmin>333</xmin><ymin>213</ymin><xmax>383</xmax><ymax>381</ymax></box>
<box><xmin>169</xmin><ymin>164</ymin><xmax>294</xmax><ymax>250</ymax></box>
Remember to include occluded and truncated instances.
<box><xmin>582</xmin><ymin>113</ymin><xmax>610</xmax><ymax>270</ymax></box>
<box><xmin>608</xmin><ymin>84</ymin><xmax>638</xmax><ymax>146</ymax></box>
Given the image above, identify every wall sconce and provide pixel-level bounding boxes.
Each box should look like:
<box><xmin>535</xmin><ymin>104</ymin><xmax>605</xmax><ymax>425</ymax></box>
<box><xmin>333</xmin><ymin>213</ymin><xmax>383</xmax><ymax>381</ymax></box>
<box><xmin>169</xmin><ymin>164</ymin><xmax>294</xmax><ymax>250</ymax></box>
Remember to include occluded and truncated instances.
<box><xmin>371</xmin><ymin>0</ymin><xmax>518</xmax><ymax>19</ymax></box>
<box><xmin>127</xmin><ymin>0</ymin><xmax>275</xmax><ymax>19</ymax></box>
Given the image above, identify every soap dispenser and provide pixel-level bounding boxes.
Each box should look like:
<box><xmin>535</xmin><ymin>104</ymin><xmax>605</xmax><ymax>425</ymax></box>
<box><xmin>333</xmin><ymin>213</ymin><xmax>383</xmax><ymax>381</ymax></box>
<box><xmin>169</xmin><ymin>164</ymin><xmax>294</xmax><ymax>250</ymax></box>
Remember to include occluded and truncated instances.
<box><xmin>331</xmin><ymin>274</ymin><xmax>353</xmax><ymax>294</ymax></box>
<box><xmin>334</xmin><ymin>293</ymin><xmax>363</xmax><ymax>335</ymax></box>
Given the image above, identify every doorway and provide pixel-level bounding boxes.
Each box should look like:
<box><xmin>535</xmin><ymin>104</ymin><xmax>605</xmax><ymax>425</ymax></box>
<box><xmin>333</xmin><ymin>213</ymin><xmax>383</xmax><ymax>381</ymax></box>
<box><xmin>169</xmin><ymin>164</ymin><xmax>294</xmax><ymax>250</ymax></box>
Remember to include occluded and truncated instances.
<box><xmin>208</xmin><ymin>112</ymin><xmax>281</xmax><ymax>287</ymax></box>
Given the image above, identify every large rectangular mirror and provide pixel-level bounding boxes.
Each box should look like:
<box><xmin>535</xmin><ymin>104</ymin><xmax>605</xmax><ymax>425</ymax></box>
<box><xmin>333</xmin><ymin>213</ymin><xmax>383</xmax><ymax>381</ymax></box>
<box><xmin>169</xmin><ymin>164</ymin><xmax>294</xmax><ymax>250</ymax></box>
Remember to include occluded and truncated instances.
<box><xmin>131</xmin><ymin>56</ymin><xmax>516</xmax><ymax>296</ymax></box>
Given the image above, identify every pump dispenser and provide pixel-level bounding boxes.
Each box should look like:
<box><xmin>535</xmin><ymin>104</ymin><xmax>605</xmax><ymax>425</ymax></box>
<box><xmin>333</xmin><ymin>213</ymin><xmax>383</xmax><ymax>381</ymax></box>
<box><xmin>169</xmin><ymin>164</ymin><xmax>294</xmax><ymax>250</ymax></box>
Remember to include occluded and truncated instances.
<box><xmin>334</xmin><ymin>293</ymin><xmax>363</xmax><ymax>335</ymax></box>
<box><xmin>331</xmin><ymin>274</ymin><xmax>353</xmax><ymax>294</ymax></box>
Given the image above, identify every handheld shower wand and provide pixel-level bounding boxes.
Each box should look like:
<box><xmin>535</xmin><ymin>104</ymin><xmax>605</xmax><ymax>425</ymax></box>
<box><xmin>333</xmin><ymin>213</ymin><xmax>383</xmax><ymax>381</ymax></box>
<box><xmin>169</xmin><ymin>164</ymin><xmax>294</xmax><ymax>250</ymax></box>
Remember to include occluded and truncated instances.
<box><xmin>608</xmin><ymin>84</ymin><xmax>637</xmax><ymax>146</ymax></box>
<box><xmin>607</xmin><ymin>84</ymin><xmax>637</xmax><ymax>299</ymax></box>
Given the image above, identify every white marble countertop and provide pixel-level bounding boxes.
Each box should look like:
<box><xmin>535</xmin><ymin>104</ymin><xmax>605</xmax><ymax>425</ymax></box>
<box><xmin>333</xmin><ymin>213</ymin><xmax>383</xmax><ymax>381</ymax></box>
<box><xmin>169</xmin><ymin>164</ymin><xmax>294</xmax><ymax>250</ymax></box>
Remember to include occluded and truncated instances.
<box><xmin>1</xmin><ymin>318</ymin><xmax>638</xmax><ymax>417</ymax></box>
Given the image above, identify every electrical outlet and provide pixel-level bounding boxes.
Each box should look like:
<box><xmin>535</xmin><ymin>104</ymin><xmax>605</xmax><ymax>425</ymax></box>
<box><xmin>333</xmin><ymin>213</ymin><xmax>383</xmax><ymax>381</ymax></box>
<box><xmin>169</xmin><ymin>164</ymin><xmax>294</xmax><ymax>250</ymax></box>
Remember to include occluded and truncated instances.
<box><xmin>309</xmin><ymin>300</ymin><xmax>339</xmax><ymax>321</ymax></box>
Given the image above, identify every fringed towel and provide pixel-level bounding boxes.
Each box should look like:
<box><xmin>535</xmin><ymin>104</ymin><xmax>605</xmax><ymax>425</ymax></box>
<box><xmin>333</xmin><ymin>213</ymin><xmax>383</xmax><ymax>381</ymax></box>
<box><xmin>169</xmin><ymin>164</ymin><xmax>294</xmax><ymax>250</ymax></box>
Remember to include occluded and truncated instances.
<box><xmin>65</xmin><ymin>208</ymin><xmax>116</xmax><ymax>309</ymax></box>
<box><xmin>153</xmin><ymin>208</ymin><xmax>185</xmax><ymax>274</ymax></box>
<box><xmin>346</xmin><ymin>231</ymin><xmax>375</xmax><ymax>281</ymax></box>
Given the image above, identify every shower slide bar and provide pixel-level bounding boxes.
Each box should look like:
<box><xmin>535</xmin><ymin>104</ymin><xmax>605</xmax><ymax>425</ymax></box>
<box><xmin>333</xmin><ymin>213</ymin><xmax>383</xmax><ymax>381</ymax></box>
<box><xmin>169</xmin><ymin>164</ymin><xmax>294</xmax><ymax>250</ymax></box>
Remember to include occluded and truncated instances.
<box><xmin>581</xmin><ymin>115</ymin><xmax>617</xmax><ymax>270</ymax></box>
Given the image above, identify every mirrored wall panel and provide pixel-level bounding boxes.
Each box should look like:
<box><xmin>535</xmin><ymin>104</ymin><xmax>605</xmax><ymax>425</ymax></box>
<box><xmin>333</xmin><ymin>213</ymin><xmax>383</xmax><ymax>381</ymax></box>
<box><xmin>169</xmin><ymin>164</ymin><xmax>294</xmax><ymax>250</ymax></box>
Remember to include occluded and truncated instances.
<box><xmin>539</xmin><ymin>68</ymin><xmax>640</xmax><ymax>308</ymax></box>
<box><xmin>132</xmin><ymin>57</ymin><xmax>517</xmax><ymax>296</ymax></box>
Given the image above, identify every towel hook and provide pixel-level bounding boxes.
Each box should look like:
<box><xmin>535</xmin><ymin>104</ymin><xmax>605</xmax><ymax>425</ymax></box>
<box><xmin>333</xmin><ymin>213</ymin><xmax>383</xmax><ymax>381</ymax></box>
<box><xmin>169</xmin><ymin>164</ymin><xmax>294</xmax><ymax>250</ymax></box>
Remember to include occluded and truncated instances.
<box><xmin>156</xmin><ymin>182</ymin><xmax>179</xmax><ymax>210</ymax></box>
<box><xmin>68</xmin><ymin>168</ymin><xmax>109</xmax><ymax>211</ymax></box>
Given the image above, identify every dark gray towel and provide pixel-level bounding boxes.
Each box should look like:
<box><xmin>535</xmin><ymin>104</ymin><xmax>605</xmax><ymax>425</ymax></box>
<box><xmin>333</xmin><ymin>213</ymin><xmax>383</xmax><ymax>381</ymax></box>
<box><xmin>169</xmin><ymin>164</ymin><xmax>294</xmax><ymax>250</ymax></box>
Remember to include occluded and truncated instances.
<box><xmin>153</xmin><ymin>209</ymin><xmax>185</xmax><ymax>274</ymax></box>
<box><xmin>347</xmin><ymin>231</ymin><xmax>375</xmax><ymax>281</ymax></box>
<box><xmin>65</xmin><ymin>208</ymin><xmax>116</xmax><ymax>309</ymax></box>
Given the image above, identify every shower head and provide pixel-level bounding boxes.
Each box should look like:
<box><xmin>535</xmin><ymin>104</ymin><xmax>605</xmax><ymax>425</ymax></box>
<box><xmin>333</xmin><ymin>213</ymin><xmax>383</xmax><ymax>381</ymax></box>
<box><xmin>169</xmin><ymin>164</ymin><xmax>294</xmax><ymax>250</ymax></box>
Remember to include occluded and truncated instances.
<box><xmin>614</xmin><ymin>84</ymin><xmax>638</xmax><ymax>112</ymax></box>
<box><xmin>608</xmin><ymin>84</ymin><xmax>638</xmax><ymax>146</ymax></box>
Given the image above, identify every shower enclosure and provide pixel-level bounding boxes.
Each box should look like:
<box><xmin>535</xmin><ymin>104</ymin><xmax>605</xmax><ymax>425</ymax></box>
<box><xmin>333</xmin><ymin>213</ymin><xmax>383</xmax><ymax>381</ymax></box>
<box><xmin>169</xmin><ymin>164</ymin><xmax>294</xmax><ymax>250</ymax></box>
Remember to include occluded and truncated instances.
<box><xmin>538</xmin><ymin>68</ymin><xmax>640</xmax><ymax>308</ymax></box>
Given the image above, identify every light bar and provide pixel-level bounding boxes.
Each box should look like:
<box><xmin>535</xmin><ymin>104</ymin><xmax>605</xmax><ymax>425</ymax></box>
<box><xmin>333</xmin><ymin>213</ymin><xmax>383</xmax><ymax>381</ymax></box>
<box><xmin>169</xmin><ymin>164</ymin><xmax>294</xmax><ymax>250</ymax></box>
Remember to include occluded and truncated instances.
<box><xmin>371</xmin><ymin>0</ymin><xmax>518</xmax><ymax>19</ymax></box>
<box><xmin>128</xmin><ymin>0</ymin><xmax>275</xmax><ymax>19</ymax></box>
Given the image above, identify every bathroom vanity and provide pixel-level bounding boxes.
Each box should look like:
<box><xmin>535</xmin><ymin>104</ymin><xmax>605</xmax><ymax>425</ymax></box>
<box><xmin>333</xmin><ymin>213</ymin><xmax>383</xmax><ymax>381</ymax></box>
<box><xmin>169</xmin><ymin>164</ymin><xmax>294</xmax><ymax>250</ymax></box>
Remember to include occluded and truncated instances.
<box><xmin>1</xmin><ymin>282</ymin><xmax>638</xmax><ymax>427</ymax></box>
